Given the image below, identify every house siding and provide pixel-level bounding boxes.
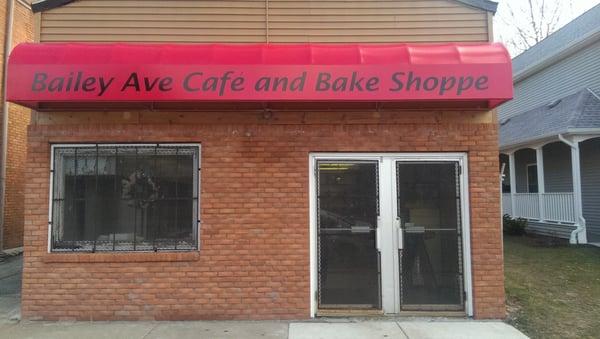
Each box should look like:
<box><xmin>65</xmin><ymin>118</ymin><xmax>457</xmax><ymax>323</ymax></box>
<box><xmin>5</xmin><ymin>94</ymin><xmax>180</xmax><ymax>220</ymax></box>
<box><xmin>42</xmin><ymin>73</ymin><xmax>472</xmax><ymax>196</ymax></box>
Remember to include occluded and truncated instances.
<box><xmin>504</xmin><ymin>142</ymin><xmax>578</xmax><ymax>238</ymax></box>
<box><xmin>499</xmin><ymin>39</ymin><xmax>600</xmax><ymax>120</ymax></box>
<box><xmin>580</xmin><ymin>137</ymin><xmax>600</xmax><ymax>242</ymax></box>
<box><xmin>543</xmin><ymin>142</ymin><xmax>573</xmax><ymax>193</ymax></box>
<box><xmin>514</xmin><ymin>148</ymin><xmax>535</xmax><ymax>193</ymax></box>
<box><xmin>507</xmin><ymin>140</ymin><xmax>599</xmax><ymax>241</ymax></box>
<box><xmin>37</xmin><ymin>0</ymin><xmax>491</xmax><ymax>43</ymax></box>
<box><xmin>497</xmin><ymin>6</ymin><xmax>600</xmax><ymax>243</ymax></box>
<box><xmin>510</xmin><ymin>142</ymin><xmax>574</xmax><ymax>194</ymax></box>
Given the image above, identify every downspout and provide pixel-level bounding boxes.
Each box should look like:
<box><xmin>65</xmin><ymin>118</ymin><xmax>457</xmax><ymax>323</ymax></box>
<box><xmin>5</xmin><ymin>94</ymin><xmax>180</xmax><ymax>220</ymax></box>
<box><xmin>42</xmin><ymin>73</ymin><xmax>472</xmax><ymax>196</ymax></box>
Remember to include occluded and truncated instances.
<box><xmin>0</xmin><ymin>0</ymin><xmax>15</xmax><ymax>251</ymax></box>
<box><xmin>558</xmin><ymin>134</ymin><xmax>587</xmax><ymax>244</ymax></box>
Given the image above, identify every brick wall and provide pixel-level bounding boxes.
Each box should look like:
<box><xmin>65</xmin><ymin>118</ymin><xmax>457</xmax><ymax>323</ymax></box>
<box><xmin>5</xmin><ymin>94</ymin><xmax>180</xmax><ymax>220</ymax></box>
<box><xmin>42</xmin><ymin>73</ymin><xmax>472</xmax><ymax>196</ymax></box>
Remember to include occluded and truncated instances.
<box><xmin>1</xmin><ymin>1</ymin><xmax>33</xmax><ymax>249</ymax></box>
<box><xmin>21</xmin><ymin>110</ymin><xmax>505</xmax><ymax>320</ymax></box>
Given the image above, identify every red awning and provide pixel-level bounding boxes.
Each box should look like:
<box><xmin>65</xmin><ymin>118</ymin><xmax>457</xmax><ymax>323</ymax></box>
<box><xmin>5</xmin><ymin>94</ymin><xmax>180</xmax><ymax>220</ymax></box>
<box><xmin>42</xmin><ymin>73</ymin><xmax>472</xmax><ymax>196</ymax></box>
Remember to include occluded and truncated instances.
<box><xmin>7</xmin><ymin>43</ymin><xmax>512</xmax><ymax>110</ymax></box>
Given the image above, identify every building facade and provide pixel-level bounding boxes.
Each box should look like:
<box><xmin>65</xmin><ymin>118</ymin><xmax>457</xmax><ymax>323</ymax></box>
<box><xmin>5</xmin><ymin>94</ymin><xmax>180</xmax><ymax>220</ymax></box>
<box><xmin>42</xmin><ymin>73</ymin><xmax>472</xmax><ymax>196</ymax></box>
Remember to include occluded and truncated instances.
<box><xmin>9</xmin><ymin>0</ymin><xmax>510</xmax><ymax>321</ymax></box>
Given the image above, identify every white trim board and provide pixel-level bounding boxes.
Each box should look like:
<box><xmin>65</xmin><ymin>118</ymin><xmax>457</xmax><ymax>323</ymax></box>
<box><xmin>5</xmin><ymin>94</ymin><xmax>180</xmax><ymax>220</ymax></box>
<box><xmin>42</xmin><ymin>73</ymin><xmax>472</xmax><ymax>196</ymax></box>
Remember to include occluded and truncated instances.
<box><xmin>308</xmin><ymin>152</ymin><xmax>473</xmax><ymax>317</ymax></box>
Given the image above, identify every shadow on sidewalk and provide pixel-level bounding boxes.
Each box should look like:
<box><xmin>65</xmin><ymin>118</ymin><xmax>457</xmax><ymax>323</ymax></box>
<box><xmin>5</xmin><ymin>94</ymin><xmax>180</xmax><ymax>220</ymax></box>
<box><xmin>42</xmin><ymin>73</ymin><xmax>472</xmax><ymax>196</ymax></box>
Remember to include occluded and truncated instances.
<box><xmin>0</xmin><ymin>253</ymin><xmax>22</xmax><ymax>324</ymax></box>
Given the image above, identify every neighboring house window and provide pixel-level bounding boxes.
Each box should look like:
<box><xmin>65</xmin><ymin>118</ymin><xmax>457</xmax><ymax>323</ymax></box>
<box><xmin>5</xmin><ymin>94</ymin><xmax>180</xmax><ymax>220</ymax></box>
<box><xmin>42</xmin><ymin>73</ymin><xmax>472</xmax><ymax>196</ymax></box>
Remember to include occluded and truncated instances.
<box><xmin>50</xmin><ymin>144</ymin><xmax>200</xmax><ymax>252</ymax></box>
<box><xmin>500</xmin><ymin>160</ymin><xmax>511</xmax><ymax>193</ymax></box>
<box><xmin>501</xmin><ymin>174</ymin><xmax>511</xmax><ymax>193</ymax></box>
<box><xmin>526</xmin><ymin>163</ymin><xmax>538</xmax><ymax>193</ymax></box>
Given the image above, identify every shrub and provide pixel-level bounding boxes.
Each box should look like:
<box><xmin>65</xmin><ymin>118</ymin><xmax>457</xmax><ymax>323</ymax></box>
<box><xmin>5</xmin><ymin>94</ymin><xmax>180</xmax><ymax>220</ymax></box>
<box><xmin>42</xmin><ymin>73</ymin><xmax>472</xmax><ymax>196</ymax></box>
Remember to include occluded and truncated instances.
<box><xmin>503</xmin><ymin>214</ymin><xmax>527</xmax><ymax>236</ymax></box>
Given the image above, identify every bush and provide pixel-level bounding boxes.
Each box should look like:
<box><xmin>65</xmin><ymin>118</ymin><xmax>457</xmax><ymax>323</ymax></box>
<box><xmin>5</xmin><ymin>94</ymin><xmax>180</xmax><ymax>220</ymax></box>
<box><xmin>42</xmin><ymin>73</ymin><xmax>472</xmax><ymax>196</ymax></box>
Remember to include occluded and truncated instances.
<box><xmin>503</xmin><ymin>214</ymin><xmax>527</xmax><ymax>236</ymax></box>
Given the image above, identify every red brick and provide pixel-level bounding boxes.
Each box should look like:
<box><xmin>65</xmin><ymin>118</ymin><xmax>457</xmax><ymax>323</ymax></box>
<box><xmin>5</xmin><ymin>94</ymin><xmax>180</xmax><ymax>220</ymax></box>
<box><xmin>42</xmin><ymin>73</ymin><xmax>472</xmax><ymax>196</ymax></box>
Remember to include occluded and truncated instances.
<box><xmin>0</xmin><ymin>1</ymin><xmax>33</xmax><ymax>249</ymax></box>
<box><xmin>21</xmin><ymin>112</ymin><xmax>505</xmax><ymax>320</ymax></box>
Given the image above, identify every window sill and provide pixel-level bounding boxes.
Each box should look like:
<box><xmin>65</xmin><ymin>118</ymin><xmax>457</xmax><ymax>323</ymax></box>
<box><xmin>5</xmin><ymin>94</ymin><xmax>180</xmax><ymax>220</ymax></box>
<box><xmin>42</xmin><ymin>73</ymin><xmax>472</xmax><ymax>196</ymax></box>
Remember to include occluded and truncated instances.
<box><xmin>42</xmin><ymin>251</ymin><xmax>200</xmax><ymax>263</ymax></box>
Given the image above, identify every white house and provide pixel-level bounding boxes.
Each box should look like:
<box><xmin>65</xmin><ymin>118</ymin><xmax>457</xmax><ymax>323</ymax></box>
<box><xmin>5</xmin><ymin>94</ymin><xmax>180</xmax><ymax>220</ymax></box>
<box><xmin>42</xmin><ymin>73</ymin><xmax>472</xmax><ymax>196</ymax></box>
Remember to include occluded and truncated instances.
<box><xmin>499</xmin><ymin>4</ymin><xmax>600</xmax><ymax>245</ymax></box>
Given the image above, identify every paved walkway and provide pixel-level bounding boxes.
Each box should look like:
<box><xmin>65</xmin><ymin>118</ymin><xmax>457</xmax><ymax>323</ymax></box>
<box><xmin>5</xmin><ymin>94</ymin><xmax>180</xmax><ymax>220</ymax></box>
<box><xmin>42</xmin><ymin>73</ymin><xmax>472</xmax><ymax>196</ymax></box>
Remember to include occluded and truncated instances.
<box><xmin>0</xmin><ymin>253</ymin><xmax>21</xmax><ymax>324</ymax></box>
<box><xmin>0</xmin><ymin>319</ymin><xmax>527</xmax><ymax>339</ymax></box>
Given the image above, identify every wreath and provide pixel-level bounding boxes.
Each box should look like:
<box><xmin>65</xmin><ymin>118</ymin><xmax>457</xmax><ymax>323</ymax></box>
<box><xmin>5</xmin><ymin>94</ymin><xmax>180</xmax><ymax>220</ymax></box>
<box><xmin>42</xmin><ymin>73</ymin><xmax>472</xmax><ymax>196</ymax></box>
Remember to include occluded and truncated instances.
<box><xmin>121</xmin><ymin>169</ymin><xmax>160</xmax><ymax>209</ymax></box>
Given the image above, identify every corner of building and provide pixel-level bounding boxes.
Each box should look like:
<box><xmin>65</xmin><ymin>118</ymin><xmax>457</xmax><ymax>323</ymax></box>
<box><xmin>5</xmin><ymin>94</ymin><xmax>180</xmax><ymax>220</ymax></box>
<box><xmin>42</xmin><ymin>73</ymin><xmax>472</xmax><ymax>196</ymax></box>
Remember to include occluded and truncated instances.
<box><xmin>1</xmin><ymin>0</ymin><xmax>33</xmax><ymax>250</ymax></box>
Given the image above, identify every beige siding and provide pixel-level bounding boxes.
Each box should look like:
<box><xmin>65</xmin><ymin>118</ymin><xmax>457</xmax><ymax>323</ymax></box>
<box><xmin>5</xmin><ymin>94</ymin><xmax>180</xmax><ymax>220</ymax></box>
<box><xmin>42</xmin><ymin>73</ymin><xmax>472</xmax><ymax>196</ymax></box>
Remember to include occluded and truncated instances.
<box><xmin>38</xmin><ymin>0</ymin><xmax>491</xmax><ymax>43</ymax></box>
<box><xmin>40</xmin><ymin>0</ymin><xmax>268</xmax><ymax>43</ymax></box>
<box><xmin>267</xmin><ymin>0</ymin><xmax>489</xmax><ymax>43</ymax></box>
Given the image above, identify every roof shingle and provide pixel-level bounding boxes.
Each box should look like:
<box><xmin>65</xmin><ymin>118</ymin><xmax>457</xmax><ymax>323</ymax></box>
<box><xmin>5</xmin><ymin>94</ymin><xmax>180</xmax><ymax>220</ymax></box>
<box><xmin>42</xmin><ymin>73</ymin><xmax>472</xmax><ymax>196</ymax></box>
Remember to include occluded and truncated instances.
<box><xmin>513</xmin><ymin>4</ymin><xmax>600</xmax><ymax>77</ymax></box>
<box><xmin>499</xmin><ymin>88</ymin><xmax>600</xmax><ymax>149</ymax></box>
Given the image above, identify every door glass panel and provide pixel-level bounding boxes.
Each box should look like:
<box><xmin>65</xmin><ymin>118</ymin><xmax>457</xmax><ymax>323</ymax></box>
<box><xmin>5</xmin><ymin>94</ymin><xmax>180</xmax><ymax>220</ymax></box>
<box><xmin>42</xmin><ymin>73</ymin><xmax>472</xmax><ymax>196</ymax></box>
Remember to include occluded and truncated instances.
<box><xmin>317</xmin><ymin>161</ymin><xmax>381</xmax><ymax>308</ymax></box>
<box><xmin>396</xmin><ymin>162</ymin><xmax>463</xmax><ymax>310</ymax></box>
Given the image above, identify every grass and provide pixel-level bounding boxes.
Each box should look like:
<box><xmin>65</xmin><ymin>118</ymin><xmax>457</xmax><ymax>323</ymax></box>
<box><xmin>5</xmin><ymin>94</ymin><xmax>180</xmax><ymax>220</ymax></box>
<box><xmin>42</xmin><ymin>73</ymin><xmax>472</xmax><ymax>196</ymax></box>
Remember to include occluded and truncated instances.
<box><xmin>504</xmin><ymin>235</ymin><xmax>600</xmax><ymax>339</ymax></box>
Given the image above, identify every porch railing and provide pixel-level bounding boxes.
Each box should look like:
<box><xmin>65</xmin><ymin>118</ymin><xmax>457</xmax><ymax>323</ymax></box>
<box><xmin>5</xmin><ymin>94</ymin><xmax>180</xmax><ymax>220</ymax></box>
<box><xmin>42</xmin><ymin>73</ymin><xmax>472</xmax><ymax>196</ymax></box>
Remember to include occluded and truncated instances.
<box><xmin>543</xmin><ymin>193</ymin><xmax>576</xmax><ymax>223</ymax></box>
<box><xmin>502</xmin><ymin>192</ymin><xmax>576</xmax><ymax>223</ymax></box>
<box><xmin>514</xmin><ymin>193</ymin><xmax>540</xmax><ymax>219</ymax></box>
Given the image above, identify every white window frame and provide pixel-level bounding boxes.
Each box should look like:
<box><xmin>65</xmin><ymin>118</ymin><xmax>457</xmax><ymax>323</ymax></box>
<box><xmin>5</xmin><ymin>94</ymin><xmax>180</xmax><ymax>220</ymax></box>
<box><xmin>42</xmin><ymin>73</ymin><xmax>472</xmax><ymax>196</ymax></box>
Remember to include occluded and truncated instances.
<box><xmin>308</xmin><ymin>152</ymin><xmax>472</xmax><ymax>317</ymax></box>
<box><xmin>47</xmin><ymin>143</ymin><xmax>202</xmax><ymax>253</ymax></box>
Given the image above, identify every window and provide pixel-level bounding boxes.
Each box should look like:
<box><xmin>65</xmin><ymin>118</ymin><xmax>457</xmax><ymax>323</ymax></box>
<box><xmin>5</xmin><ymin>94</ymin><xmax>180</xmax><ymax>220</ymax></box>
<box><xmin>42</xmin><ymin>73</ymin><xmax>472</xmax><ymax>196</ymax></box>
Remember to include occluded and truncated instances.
<box><xmin>500</xmin><ymin>159</ymin><xmax>511</xmax><ymax>193</ymax></box>
<box><xmin>526</xmin><ymin>164</ymin><xmax>538</xmax><ymax>193</ymax></box>
<box><xmin>501</xmin><ymin>172</ymin><xmax>511</xmax><ymax>193</ymax></box>
<box><xmin>50</xmin><ymin>144</ymin><xmax>200</xmax><ymax>252</ymax></box>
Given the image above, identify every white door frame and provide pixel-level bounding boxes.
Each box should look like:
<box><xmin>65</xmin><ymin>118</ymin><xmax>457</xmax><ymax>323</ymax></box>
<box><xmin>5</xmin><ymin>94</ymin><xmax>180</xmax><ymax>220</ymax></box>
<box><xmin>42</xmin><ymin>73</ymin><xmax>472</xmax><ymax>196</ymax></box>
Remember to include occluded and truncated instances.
<box><xmin>308</xmin><ymin>152</ymin><xmax>473</xmax><ymax>317</ymax></box>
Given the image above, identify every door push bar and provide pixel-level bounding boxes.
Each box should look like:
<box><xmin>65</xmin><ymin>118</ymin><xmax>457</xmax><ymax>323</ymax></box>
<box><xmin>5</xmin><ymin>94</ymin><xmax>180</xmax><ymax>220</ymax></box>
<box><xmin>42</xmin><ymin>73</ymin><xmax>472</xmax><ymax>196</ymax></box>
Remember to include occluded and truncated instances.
<box><xmin>376</xmin><ymin>217</ymin><xmax>404</xmax><ymax>251</ymax></box>
<box><xmin>376</xmin><ymin>216</ymin><xmax>382</xmax><ymax>252</ymax></box>
<box><xmin>395</xmin><ymin>217</ymin><xmax>403</xmax><ymax>250</ymax></box>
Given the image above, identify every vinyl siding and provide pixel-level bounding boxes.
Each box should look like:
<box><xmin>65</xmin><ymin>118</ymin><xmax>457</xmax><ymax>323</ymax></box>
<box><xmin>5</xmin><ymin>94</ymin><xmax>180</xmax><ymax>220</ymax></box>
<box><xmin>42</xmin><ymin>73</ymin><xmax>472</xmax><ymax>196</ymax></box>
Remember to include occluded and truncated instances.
<box><xmin>266</xmin><ymin>0</ymin><xmax>489</xmax><ymax>43</ymax></box>
<box><xmin>39</xmin><ymin>0</ymin><xmax>268</xmax><ymax>43</ymax></box>
<box><xmin>506</xmin><ymin>140</ymin><xmax>598</xmax><ymax>242</ymax></box>
<box><xmin>543</xmin><ymin>142</ymin><xmax>573</xmax><ymax>193</ymax></box>
<box><xmin>37</xmin><ymin>0</ymin><xmax>491</xmax><ymax>43</ymax></box>
<box><xmin>514</xmin><ymin>148</ymin><xmax>535</xmax><ymax>193</ymax></box>
<box><xmin>505</xmin><ymin>146</ymin><xmax>577</xmax><ymax>240</ymax></box>
<box><xmin>580</xmin><ymin>138</ymin><xmax>600</xmax><ymax>242</ymax></box>
<box><xmin>508</xmin><ymin>143</ymin><xmax>573</xmax><ymax>193</ymax></box>
<box><xmin>499</xmin><ymin>40</ymin><xmax>600</xmax><ymax>120</ymax></box>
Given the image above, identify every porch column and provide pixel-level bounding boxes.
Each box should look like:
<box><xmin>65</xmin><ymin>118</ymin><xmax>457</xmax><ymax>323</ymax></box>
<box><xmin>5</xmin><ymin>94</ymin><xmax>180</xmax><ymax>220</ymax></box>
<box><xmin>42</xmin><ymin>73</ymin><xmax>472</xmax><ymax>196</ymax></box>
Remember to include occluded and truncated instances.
<box><xmin>570</xmin><ymin>141</ymin><xmax>586</xmax><ymax>243</ymax></box>
<box><xmin>560</xmin><ymin>134</ymin><xmax>587</xmax><ymax>244</ymax></box>
<box><xmin>536</xmin><ymin>147</ymin><xmax>545</xmax><ymax>221</ymax></box>
<box><xmin>508</xmin><ymin>152</ymin><xmax>516</xmax><ymax>217</ymax></box>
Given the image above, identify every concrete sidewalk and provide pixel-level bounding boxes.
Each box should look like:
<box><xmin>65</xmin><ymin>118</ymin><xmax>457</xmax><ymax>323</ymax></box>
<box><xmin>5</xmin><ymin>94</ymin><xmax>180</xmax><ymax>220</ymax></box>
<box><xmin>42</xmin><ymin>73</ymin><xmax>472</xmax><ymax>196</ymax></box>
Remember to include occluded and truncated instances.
<box><xmin>0</xmin><ymin>319</ymin><xmax>527</xmax><ymax>339</ymax></box>
<box><xmin>0</xmin><ymin>253</ymin><xmax>22</xmax><ymax>324</ymax></box>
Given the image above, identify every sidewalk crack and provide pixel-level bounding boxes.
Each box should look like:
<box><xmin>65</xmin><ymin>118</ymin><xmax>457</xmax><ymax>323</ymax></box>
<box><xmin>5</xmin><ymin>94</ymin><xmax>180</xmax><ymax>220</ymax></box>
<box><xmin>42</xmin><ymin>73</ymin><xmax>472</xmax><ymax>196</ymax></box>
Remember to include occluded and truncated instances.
<box><xmin>396</xmin><ymin>321</ymin><xmax>410</xmax><ymax>339</ymax></box>
<box><xmin>142</xmin><ymin>323</ymin><xmax>158</xmax><ymax>339</ymax></box>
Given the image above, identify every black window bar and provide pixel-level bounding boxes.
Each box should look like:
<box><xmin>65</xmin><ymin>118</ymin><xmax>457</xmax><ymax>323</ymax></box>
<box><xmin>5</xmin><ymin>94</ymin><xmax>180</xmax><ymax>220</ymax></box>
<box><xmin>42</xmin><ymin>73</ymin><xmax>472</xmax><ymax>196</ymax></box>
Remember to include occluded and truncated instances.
<box><xmin>50</xmin><ymin>144</ymin><xmax>199</xmax><ymax>252</ymax></box>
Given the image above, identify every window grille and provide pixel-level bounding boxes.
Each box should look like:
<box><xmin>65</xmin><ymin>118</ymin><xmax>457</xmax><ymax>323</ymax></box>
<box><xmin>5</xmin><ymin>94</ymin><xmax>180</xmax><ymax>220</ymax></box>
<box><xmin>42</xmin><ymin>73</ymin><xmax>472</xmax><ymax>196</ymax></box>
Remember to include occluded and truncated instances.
<box><xmin>50</xmin><ymin>144</ymin><xmax>200</xmax><ymax>252</ymax></box>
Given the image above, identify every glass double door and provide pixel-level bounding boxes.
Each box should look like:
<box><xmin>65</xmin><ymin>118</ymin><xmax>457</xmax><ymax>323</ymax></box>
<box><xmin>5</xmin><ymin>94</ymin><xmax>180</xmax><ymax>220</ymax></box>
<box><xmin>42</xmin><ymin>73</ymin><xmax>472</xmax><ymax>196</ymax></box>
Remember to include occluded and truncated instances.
<box><xmin>316</xmin><ymin>156</ymin><xmax>466</xmax><ymax>314</ymax></box>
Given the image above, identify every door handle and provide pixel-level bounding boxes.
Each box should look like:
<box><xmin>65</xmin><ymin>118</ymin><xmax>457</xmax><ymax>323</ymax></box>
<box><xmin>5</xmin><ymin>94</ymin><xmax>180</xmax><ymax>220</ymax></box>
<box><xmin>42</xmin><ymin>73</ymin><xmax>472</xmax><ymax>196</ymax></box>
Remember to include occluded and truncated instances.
<box><xmin>376</xmin><ymin>216</ymin><xmax>382</xmax><ymax>252</ymax></box>
<box><xmin>395</xmin><ymin>217</ymin><xmax>403</xmax><ymax>250</ymax></box>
